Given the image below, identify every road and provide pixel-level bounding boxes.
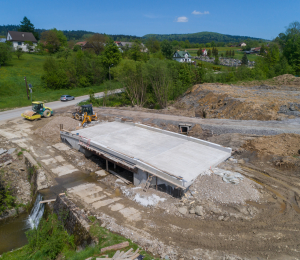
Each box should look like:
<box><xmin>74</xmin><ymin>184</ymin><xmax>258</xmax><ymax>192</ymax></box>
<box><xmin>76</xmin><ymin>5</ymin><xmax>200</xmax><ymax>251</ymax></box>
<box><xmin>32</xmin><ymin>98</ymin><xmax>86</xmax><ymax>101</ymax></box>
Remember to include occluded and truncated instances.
<box><xmin>0</xmin><ymin>90</ymin><xmax>122</xmax><ymax>123</ymax></box>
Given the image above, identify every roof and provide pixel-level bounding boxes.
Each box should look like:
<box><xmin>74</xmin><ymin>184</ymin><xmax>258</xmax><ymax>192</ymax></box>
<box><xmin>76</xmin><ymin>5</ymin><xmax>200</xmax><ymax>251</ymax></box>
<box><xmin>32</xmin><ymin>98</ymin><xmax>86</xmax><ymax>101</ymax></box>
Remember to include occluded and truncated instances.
<box><xmin>7</xmin><ymin>31</ymin><xmax>37</xmax><ymax>43</ymax></box>
<box><xmin>75</xmin><ymin>41</ymin><xmax>87</xmax><ymax>46</ymax></box>
<box><xmin>174</xmin><ymin>51</ymin><xmax>192</xmax><ymax>58</ymax></box>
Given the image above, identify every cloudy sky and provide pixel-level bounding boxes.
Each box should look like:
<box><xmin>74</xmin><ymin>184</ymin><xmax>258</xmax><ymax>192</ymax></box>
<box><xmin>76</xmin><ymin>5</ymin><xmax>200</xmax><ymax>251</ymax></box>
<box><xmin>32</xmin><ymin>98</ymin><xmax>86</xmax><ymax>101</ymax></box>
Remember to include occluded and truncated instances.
<box><xmin>1</xmin><ymin>0</ymin><xmax>300</xmax><ymax>39</ymax></box>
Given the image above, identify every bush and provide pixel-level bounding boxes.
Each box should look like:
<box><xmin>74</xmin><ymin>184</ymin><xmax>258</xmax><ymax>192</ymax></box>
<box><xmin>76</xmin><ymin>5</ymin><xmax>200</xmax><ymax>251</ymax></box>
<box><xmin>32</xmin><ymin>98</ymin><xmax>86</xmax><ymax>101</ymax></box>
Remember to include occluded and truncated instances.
<box><xmin>0</xmin><ymin>42</ymin><xmax>12</xmax><ymax>66</ymax></box>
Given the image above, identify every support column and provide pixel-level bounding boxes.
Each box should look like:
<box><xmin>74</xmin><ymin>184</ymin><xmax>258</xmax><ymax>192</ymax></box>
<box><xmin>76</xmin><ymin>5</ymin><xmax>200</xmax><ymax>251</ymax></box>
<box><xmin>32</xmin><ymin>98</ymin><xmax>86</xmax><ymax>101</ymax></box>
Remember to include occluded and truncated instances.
<box><xmin>106</xmin><ymin>160</ymin><xmax>108</xmax><ymax>171</ymax></box>
<box><xmin>114</xmin><ymin>163</ymin><xmax>116</xmax><ymax>170</ymax></box>
<box><xmin>156</xmin><ymin>176</ymin><xmax>158</xmax><ymax>190</ymax></box>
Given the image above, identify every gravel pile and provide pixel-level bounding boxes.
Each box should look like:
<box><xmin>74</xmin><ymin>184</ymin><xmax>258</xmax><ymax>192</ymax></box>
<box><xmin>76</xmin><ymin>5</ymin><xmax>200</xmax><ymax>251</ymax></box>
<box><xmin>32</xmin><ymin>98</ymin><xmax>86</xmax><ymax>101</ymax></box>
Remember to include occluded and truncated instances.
<box><xmin>34</xmin><ymin>116</ymin><xmax>80</xmax><ymax>139</ymax></box>
<box><xmin>189</xmin><ymin>170</ymin><xmax>261</xmax><ymax>204</ymax></box>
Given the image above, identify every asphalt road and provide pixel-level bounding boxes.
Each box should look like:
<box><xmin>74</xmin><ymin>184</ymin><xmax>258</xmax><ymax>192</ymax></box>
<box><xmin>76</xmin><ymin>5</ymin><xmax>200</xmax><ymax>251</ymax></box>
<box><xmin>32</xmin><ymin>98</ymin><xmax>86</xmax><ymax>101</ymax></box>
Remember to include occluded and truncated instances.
<box><xmin>0</xmin><ymin>90</ymin><xmax>122</xmax><ymax>123</ymax></box>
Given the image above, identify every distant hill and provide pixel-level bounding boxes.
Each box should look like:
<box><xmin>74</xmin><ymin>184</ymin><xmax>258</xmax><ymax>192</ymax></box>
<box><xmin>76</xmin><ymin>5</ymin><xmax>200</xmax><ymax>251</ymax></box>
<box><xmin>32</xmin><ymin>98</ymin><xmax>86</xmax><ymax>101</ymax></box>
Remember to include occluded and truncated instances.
<box><xmin>143</xmin><ymin>31</ymin><xmax>265</xmax><ymax>43</ymax></box>
<box><xmin>0</xmin><ymin>25</ymin><xmax>264</xmax><ymax>43</ymax></box>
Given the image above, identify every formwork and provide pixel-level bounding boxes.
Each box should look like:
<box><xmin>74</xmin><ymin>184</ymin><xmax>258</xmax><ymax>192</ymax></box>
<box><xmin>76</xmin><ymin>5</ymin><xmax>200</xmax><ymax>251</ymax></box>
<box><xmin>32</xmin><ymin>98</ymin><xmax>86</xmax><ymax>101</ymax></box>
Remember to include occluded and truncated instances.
<box><xmin>60</xmin><ymin>120</ymin><xmax>231</xmax><ymax>196</ymax></box>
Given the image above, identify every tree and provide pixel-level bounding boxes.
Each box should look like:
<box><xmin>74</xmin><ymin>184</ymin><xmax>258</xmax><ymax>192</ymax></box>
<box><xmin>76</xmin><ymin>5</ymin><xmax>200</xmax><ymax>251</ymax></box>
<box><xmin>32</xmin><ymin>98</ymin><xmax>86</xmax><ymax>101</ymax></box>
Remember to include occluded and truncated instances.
<box><xmin>14</xmin><ymin>48</ymin><xmax>23</xmax><ymax>59</ymax></box>
<box><xmin>24</xmin><ymin>41</ymin><xmax>33</xmax><ymax>53</ymax></box>
<box><xmin>207</xmin><ymin>49</ymin><xmax>212</xmax><ymax>58</ymax></box>
<box><xmin>129</xmin><ymin>40</ymin><xmax>143</xmax><ymax>61</ymax></box>
<box><xmin>212</xmin><ymin>47</ymin><xmax>218</xmax><ymax>57</ymax></box>
<box><xmin>18</xmin><ymin>16</ymin><xmax>39</xmax><ymax>40</ymax></box>
<box><xmin>0</xmin><ymin>43</ymin><xmax>12</xmax><ymax>66</ymax></box>
<box><xmin>197</xmin><ymin>48</ymin><xmax>203</xmax><ymax>56</ymax></box>
<box><xmin>241</xmin><ymin>53</ymin><xmax>248</xmax><ymax>65</ymax></box>
<box><xmin>101</xmin><ymin>39</ymin><xmax>122</xmax><ymax>69</ymax></box>
<box><xmin>232</xmin><ymin>50</ymin><xmax>235</xmax><ymax>57</ymax></box>
<box><xmin>73</xmin><ymin>45</ymin><xmax>81</xmax><ymax>52</ymax></box>
<box><xmin>146</xmin><ymin>37</ymin><xmax>160</xmax><ymax>53</ymax></box>
<box><xmin>260</xmin><ymin>44</ymin><xmax>265</xmax><ymax>55</ymax></box>
<box><xmin>87</xmin><ymin>33</ymin><xmax>107</xmax><ymax>55</ymax></box>
<box><xmin>41</xmin><ymin>29</ymin><xmax>67</xmax><ymax>53</ymax></box>
<box><xmin>161</xmin><ymin>40</ymin><xmax>174</xmax><ymax>59</ymax></box>
<box><xmin>214</xmin><ymin>55</ymin><xmax>220</xmax><ymax>65</ymax></box>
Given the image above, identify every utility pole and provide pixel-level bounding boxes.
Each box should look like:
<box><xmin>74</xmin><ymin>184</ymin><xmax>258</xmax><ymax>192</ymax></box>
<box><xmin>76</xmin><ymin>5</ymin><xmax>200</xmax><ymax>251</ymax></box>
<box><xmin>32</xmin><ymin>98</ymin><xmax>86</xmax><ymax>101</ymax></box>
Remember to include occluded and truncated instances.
<box><xmin>24</xmin><ymin>77</ymin><xmax>30</xmax><ymax>100</ymax></box>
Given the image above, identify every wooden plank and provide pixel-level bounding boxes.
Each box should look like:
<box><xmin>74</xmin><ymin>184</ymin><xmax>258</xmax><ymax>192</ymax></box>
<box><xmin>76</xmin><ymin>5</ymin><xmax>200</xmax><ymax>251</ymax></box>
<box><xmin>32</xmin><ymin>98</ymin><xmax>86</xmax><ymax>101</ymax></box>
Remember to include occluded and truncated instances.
<box><xmin>100</xmin><ymin>241</ymin><xmax>129</xmax><ymax>253</ymax></box>
<box><xmin>39</xmin><ymin>199</ymin><xmax>56</xmax><ymax>204</ymax></box>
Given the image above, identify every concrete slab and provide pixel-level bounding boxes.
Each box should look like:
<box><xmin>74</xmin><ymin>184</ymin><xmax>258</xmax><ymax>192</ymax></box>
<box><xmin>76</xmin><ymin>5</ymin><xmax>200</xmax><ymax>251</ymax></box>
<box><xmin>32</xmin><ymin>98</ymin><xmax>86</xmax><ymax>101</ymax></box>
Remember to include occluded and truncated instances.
<box><xmin>118</xmin><ymin>207</ymin><xmax>141</xmax><ymax>221</ymax></box>
<box><xmin>109</xmin><ymin>203</ymin><xmax>125</xmax><ymax>211</ymax></box>
<box><xmin>72</xmin><ymin>122</ymin><xmax>231</xmax><ymax>185</ymax></box>
<box><xmin>52</xmin><ymin>143</ymin><xmax>70</xmax><ymax>151</ymax></box>
<box><xmin>55</xmin><ymin>156</ymin><xmax>65</xmax><ymax>162</ymax></box>
<box><xmin>92</xmin><ymin>198</ymin><xmax>122</xmax><ymax>209</ymax></box>
<box><xmin>41</xmin><ymin>158</ymin><xmax>57</xmax><ymax>165</ymax></box>
<box><xmin>51</xmin><ymin>164</ymin><xmax>78</xmax><ymax>176</ymax></box>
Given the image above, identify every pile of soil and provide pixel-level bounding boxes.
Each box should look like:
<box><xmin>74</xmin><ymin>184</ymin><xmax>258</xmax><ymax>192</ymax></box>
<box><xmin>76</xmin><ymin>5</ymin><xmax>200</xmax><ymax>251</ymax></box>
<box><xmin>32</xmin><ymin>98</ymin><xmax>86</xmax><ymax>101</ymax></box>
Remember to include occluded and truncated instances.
<box><xmin>177</xmin><ymin>82</ymin><xmax>300</xmax><ymax>121</ymax></box>
<box><xmin>238</xmin><ymin>74</ymin><xmax>300</xmax><ymax>87</ymax></box>
<box><xmin>242</xmin><ymin>133</ymin><xmax>300</xmax><ymax>157</ymax></box>
<box><xmin>34</xmin><ymin>116</ymin><xmax>80</xmax><ymax>140</ymax></box>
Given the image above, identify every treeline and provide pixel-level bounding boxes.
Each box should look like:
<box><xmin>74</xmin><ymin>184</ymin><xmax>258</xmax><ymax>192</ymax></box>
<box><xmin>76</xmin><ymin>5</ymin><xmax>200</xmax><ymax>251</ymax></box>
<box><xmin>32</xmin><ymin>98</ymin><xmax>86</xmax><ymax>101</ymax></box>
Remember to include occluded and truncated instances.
<box><xmin>144</xmin><ymin>31</ymin><xmax>264</xmax><ymax>44</ymax></box>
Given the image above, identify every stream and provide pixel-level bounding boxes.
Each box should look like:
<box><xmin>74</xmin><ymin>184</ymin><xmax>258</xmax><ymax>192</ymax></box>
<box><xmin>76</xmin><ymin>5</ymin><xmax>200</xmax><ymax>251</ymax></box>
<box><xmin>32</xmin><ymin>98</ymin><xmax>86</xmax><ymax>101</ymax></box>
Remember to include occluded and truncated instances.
<box><xmin>0</xmin><ymin>193</ymin><xmax>44</xmax><ymax>255</ymax></box>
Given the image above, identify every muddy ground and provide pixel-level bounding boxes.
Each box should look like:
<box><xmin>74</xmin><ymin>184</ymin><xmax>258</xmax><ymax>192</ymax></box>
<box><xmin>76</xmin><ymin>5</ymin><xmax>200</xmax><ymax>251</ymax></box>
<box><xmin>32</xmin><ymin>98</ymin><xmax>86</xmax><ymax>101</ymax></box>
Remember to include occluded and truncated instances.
<box><xmin>0</xmin><ymin>103</ymin><xmax>300</xmax><ymax>260</ymax></box>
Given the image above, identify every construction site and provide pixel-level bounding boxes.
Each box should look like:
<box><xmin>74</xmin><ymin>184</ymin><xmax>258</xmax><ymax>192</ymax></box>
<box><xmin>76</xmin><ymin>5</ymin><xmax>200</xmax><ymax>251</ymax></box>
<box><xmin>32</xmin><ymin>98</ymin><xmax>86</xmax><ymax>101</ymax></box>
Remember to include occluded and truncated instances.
<box><xmin>1</xmin><ymin>75</ymin><xmax>300</xmax><ymax>259</ymax></box>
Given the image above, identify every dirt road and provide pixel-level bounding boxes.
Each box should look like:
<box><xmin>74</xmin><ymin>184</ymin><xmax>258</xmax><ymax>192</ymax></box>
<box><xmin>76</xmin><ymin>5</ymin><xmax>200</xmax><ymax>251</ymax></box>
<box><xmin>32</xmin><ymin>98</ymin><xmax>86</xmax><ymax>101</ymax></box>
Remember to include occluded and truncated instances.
<box><xmin>95</xmin><ymin>107</ymin><xmax>300</xmax><ymax>135</ymax></box>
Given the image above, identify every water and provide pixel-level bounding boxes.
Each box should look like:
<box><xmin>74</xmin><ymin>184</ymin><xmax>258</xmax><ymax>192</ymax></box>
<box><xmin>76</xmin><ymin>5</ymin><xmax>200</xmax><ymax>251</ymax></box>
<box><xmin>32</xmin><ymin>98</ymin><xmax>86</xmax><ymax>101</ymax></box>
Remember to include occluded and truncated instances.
<box><xmin>0</xmin><ymin>193</ymin><xmax>45</xmax><ymax>255</ymax></box>
<box><xmin>27</xmin><ymin>193</ymin><xmax>44</xmax><ymax>229</ymax></box>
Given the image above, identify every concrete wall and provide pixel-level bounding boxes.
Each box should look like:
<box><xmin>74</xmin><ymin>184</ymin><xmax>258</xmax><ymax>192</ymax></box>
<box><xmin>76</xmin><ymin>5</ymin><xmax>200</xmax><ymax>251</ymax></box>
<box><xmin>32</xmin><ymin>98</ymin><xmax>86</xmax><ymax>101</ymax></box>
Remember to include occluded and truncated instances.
<box><xmin>53</xmin><ymin>194</ymin><xmax>92</xmax><ymax>248</ymax></box>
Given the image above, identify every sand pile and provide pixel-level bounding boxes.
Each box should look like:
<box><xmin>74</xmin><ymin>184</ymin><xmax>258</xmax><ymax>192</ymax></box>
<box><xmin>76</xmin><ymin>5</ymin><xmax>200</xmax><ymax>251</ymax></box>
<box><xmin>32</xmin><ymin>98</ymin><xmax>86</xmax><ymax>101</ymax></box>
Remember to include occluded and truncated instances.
<box><xmin>243</xmin><ymin>133</ymin><xmax>300</xmax><ymax>157</ymax></box>
<box><xmin>34</xmin><ymin>116</ymin><xmax>80</xmax><ymax>139</ymax></box>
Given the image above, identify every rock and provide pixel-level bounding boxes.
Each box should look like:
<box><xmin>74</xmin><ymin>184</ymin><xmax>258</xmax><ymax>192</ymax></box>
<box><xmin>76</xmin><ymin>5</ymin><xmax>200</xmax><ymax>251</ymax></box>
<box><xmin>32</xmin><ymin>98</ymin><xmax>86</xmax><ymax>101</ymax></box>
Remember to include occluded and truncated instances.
<box><xmin>195</xmin><ymin>206</ymin><xmax>204</xmax><ymax>216</ymax></box>
<box><xmin>237</xmin><ymin>159</ymin><xmax>245</xmax><ymax>164</ymax></box>
<box><xmin>178</xmin><ymin>207</ymin><xmax>188</xmax><ymax>215</ymax></box>
<box><xmin>7</xmin><ymin>148</ymin><xmax>16</xmax><ymax>154</ymax></box>
<box><xmin>0</xmin><ymin>148</ymin><xmax>7</xmax><ymax>155</ymax></box>
<box><xmin>218</xmin><ymin>216</ymin><xmax>225</xmax><ymax>221</ymax></box>
<box><xmin>189</xmin><ymin>208</ymin><xmax>195</xmax><ymax>214</ymax></box>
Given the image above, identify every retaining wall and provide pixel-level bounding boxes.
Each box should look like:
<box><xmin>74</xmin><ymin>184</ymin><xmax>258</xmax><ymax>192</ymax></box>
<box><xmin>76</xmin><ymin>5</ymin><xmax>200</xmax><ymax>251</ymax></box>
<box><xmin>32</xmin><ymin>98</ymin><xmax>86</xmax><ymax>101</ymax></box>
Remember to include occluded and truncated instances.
<box><xmin>53</xmin><ymin>194</ymin><xmax>92</xmax><ymax>247</ymax></box>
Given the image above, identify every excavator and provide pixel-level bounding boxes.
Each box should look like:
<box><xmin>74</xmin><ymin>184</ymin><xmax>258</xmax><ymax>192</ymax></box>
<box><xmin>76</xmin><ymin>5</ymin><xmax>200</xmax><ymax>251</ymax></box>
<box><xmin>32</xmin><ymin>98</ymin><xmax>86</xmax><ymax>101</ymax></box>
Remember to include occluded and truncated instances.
<box><xmin>72</xmin><ymin>104</ymin><xmax>98</xmax><ymax>126</ymax></box>
<box><xmin>21</xmin><ymin>101</ymin><xmax>53</xmax><ymax>120</ymax></box>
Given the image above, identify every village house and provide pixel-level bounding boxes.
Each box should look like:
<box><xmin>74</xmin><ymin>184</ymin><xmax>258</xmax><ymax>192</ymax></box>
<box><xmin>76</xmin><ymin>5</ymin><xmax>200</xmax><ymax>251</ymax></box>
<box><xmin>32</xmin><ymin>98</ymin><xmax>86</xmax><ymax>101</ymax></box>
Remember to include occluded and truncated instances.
<box><xmin>6</xmin><ymin>31</ymin><xmax>37</xmax><ymax>52</ymax></box>
<box><xmin>173</xmin><ymin>51</ymin><xmax>192</xmax><ymax>63</ymax></box>
<box><xmin>239</xmin><ymin>42</ymin><xmax>247</xmax><ymax>47</ymax></box>
<box><xmin>202</xmin><ymin>49</ymin><xmax>207</xmax><ymax>56</ymax></box>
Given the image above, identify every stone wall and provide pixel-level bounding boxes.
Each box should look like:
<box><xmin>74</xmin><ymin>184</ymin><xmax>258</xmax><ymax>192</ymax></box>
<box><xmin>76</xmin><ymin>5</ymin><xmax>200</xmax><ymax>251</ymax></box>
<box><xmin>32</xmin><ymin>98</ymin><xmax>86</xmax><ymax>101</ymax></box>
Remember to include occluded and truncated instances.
<box><xmin>53</xmin><ymin>194</ymin><xmax>92</xmax><ymax>247</ymax></box>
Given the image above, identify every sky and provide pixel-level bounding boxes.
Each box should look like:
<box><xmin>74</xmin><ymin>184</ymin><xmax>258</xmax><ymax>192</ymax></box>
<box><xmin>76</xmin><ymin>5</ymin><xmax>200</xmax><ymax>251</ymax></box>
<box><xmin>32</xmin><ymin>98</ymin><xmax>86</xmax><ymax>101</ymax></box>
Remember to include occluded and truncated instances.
<box><xmin>1</xmin><ymin>0</ymin><xmax>300</xmax><ymax>40</ymax></box>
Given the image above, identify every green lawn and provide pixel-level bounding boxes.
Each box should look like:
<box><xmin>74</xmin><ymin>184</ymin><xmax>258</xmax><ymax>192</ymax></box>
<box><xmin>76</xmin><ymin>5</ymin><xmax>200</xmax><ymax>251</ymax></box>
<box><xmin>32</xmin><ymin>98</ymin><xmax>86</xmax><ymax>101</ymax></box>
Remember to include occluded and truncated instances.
<box><xmin>0</xmin><ymin>54</ymin><xmax>120</xmax><ymax>111</ymax></box>
<box><xmin>186</xmin><ymin>47</ymin><xmax>259</xmax><ymax>62</ymax></box>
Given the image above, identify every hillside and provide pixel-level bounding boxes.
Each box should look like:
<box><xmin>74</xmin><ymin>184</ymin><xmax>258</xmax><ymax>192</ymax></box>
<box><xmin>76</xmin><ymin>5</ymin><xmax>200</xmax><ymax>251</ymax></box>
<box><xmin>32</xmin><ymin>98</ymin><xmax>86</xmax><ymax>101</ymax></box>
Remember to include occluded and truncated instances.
<box><xmin>143</xmin><ymin>31</ymin><xmax>265</xmax><ymax>43</ymax></box>
<box><xmin>1</xmin><ymin>25</ymin><xmax>264</xmax><ymax>43</ymax></box>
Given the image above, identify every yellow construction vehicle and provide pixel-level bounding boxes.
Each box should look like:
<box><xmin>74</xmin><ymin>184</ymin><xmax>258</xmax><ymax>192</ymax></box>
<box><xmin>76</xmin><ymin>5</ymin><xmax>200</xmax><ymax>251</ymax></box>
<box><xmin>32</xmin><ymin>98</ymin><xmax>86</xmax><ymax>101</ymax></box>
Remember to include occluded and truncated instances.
<box><xmin>72</xmin><ymin>104</ymin><xmax>97</xmax><ymax>126</ymax></box>
<box><xmin>21</xmin><ymin>101</ymin><xmax>53</xmax><ymax>120</ymax></box>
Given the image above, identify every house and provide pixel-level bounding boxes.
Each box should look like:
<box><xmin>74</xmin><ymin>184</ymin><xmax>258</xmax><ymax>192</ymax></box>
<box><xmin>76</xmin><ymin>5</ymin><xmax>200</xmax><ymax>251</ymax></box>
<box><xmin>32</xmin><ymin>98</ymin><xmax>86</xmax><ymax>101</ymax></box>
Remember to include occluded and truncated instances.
<box><xmin>239</xmin><ymin>42</ymin><xmax>247</xmax><ymax>47</ymax></box>
<box><xmin>202</xmin><ymin>49</ymin><xmax>207</xmax><ymax>56</ymax></box>
<box><xmin>114</xmin><ymin>41</ymin><xmax>148</xmax><ymax>52</ymax></box>
<box><xmin>173</xmin><ymin>51</ymin><xmax>192</xmax><ymax>63</ymax></box>
<box><xmin>75</xmin><ymin>41</ymin><xmax>88</xmax><ymax>50</ymax></box>
<box><xmin>6</xmin><ymin>31</ymin><xmax>37</xmax><ymax>52</ymax></box>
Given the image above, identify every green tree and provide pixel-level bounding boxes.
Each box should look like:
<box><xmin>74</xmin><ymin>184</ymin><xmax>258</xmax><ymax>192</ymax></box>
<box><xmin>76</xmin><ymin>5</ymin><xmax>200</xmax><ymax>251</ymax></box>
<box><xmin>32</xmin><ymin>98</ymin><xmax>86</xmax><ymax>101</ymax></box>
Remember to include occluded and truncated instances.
<box><xmin>24</xmin><ymin>40</ymin><xmax>33</xmax><ymax>52</ymax></box>
<box><xmin>241</xmin><ymin>53</ymin><xmax>248</xmax><ymax>65</ymax></box>
<box><xmin>232</xmin><ymin>50</ymin><xmax>235</xmax><ymax>57</ymax></box>
<box><xmin>197</xmin><ymin>48</ymin><xmax>203</xmax><ymax>56</ymax></box>
<box><xmin>87</xmin><ymin>33</ymin><xmax>107</xmax><ymax>55</ymax></box>
<box><xmin>260</xmin><ymin>44</ymin><xmax>266</xmax><ymax>55</ymax></box>
<box><xmin>146</xmin><ymin>37</ymin><xmax>160</xmax><ymax>53</ymax></box>
<box><xmin>207</xmin><ymin>49</ymin><xmax>212</xmax><ymax>58</ymax></box>
<box><xmin>129</xmin><ymin>40</ymin><xmax>143</xmax><ymax>61</ymax></box>
<box><xmin>18</xmin><ymin>16</ymin><xmax>39</xmax><ymax>40</ymax></box>
<box><xmin>0</xmin><ymin>43</ymin><xmax>12</xmax><ymax>66</ymax></box>
<box><xmin>41</xmin><ymin>29</ymin><xmax>67</xmax><ymax>53</ymax></box>
<box><xmin>161</xmin><ymin>40</ymin><xmax>174</xmax><ymax>59</ymax></box>
<box><xmin>214</xmin><ymin>55</ymin><xmax>220</xmax><ymax>65</ymax></box>
<box><xmin>14</xmin><ymin>48</ymin><xmax>23</xmax><ymax>59</ymax></box>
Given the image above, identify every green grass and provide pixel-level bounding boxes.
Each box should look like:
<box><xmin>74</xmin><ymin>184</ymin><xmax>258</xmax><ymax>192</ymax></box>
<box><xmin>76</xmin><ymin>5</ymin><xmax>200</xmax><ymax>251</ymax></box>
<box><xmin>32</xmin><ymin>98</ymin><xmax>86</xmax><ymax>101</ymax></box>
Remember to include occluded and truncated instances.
<box><xmin>0</xmin><ymin>54</ymin><xmax>121</xmax><ymax>111</ymax></box>
<box><xmin>186</xmin><ymin>47</ymin><xmax>259</xmax><ymax>62</ymax></box>
<box><xmin>1</xmin><ymin>220</ymin><xmax>159</xmax><ymax>260</ymax></box>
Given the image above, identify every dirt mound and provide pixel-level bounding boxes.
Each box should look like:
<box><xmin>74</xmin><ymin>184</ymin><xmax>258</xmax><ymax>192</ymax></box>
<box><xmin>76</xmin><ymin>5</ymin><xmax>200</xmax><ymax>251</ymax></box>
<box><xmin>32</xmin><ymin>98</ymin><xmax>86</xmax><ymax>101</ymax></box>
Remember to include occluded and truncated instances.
<box><xmin>243</xmin><ymin>133</ymin><xmax>300</xmax><ymax>157</ymax></box>
<box><xmin>34</xmin><ymin>116</ymin><xmax>80</xmax><ymax>140</ymax></box>
<box><xmin>177</xmin><ymin>82</ymin><xmax>300</xmax><ymax>121</ymax></box>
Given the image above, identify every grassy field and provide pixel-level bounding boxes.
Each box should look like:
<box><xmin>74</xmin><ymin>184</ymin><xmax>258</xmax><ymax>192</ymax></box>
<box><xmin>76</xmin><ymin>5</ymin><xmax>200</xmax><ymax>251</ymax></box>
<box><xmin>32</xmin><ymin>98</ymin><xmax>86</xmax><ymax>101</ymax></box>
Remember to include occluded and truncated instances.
<box><xmin>186</xmin><ymin>47</ymin><xmax>259</xmax><ymax>62</ymax></box>
<box><xmin>0</xmin><ymin>54</ymin><xmax>120</xmax><ymax>111</ymax></box>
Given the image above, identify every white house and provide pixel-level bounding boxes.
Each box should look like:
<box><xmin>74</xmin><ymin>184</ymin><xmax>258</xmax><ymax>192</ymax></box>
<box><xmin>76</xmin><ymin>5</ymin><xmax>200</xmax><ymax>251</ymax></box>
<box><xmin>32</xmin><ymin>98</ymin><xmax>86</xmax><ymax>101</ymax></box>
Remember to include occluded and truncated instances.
<box><xmin>173</xmin><ymin>51</ymin><xmax>192</xmax><ymax>63</ymax></box>
<box><xmin>6</xmin><ymin>31</ymin><xmax>37</xmax><ymax>52</ymax></box>
<box><xmin>239</xmin><ymin>42</ymin><xmax>247</xmax><ymax>47</ymax></box>
<box><xmin>202</xmin><ymin>49</ymin><xmax>207</xmax><ymax>56</ymax></box>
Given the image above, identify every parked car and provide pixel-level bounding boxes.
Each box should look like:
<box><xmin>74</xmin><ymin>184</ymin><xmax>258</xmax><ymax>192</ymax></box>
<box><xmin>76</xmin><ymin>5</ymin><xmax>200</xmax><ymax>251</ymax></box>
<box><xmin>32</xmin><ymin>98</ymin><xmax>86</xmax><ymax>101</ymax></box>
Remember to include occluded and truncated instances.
<box><xmin>60</xmin><ymin>95</ymin><xmax>75</xmax><ymax>101</ymax></box>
